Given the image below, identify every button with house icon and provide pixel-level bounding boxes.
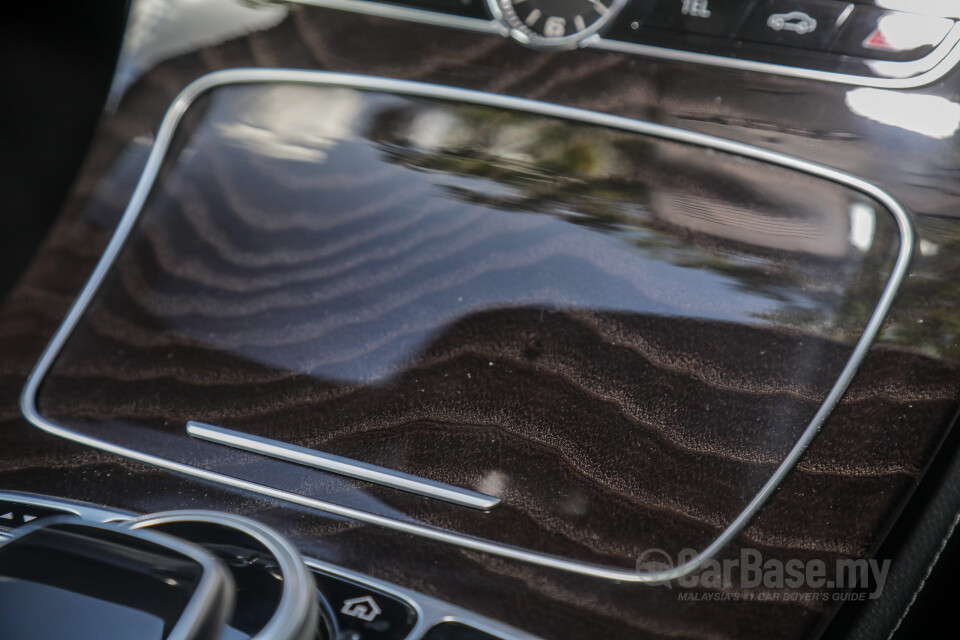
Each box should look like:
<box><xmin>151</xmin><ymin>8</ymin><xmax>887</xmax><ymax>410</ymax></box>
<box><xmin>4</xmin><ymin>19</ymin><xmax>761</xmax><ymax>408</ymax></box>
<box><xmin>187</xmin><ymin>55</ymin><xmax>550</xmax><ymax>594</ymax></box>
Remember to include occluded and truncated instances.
<box><xmin>313</xmin><ymin>569</ymin><xmax>417</xmax><ymax>639</ymax></box>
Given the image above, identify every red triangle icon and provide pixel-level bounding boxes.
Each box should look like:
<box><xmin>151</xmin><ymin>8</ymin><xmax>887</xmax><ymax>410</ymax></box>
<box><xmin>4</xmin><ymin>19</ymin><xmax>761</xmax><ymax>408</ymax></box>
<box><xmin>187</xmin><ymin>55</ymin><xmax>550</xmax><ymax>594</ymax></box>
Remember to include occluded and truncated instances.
<box><xmin>862</xmin><ymin>27</ymin><xmax>897</xmax><ymax>52</ymax></box>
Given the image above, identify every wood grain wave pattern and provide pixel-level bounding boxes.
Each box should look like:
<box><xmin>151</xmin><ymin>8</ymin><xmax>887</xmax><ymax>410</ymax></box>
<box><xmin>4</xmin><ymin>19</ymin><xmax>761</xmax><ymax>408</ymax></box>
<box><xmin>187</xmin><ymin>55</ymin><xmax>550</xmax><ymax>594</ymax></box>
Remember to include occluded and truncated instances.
<box><xmin>35</xmin><ymin>83</ymin><xmax>902</xmax><ymax>571</ymax></box>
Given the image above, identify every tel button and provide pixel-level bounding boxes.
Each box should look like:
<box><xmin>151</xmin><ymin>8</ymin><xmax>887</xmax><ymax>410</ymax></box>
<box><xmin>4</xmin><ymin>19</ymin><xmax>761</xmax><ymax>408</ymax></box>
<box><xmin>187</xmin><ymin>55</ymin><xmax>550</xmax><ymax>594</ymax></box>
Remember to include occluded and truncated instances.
<box><xmin>639</xmin><ymin>0</ymin><xmax>756</xmax><ymax>37</ymax></box>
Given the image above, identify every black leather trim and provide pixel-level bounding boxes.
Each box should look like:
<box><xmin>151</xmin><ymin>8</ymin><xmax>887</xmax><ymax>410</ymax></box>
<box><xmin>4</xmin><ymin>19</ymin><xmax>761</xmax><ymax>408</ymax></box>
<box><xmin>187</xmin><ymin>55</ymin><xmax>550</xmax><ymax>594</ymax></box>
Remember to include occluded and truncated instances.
<box><xmin>824</xmin><ymin>406</ymin><xmax>960</xmax><ymax>639</ymax></box>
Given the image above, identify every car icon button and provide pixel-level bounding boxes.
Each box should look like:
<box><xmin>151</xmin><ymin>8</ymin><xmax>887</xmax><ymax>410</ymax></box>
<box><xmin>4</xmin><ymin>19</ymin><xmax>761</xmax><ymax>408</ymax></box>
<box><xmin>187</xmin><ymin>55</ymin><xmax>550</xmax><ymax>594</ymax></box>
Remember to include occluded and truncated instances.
<box><xmin>739</xmin><ymin>0</ymin><xmax>854</xmax><ymax>51</ymax></box>
<box><xmin>767</xmin><ymin>11</ymin><xmax>818</xmax><ymax>35</ymax></box>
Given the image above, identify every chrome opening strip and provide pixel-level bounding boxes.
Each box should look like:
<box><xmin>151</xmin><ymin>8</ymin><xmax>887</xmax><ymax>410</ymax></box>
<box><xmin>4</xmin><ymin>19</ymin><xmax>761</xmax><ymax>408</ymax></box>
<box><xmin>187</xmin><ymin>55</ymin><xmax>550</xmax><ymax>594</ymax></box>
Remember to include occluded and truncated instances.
<box><xmin>21</xmin><ymin>69</ymin><xmax>915</xmax><ymax>583</ymax></box>
<box><xmin>186</xmin><ymin>422</ymin><xmax>501</xmax><ymax>510</ymax></box>
<box><xmin>0</xmin><ymin>491</ymin><xmax>135</xmax><ymax>535</ymax></box>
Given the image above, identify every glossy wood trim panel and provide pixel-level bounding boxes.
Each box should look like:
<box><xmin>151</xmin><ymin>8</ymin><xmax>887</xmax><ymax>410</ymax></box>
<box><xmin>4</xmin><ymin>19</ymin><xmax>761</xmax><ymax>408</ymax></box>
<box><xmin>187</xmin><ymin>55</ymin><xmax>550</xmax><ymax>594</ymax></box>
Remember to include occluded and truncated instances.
<box><xmin>24</xmin><ymin>70</ymin><xmax>910</xmax><ymax>583</ymax></box>
<box><xmin>1</xmin><ymin>3</ymin><xmax>958</xmax><ymax>639</ymax></box>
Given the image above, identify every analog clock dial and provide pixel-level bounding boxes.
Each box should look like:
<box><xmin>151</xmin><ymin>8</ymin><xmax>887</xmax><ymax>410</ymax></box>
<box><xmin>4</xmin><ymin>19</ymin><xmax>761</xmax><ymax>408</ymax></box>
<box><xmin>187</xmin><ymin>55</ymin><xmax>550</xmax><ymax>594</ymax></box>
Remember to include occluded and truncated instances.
<box><xmin>491</xmin><ymin>0</ymin><xmax>628</xmax><ymax>50</ymax></box>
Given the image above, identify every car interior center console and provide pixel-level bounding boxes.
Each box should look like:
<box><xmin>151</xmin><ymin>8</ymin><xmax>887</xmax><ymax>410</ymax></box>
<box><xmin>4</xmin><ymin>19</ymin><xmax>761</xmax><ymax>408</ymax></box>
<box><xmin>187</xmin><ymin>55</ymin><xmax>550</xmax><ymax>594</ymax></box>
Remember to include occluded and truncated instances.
<box><xmin>22</xmin><ymin>68</ymin><xmax>913</xmax><ymax>584</ymax></box>
<box><xmin>4</xmin><ymin>0</ymin><xmax>960</xmax><ymax>639</ymax></box>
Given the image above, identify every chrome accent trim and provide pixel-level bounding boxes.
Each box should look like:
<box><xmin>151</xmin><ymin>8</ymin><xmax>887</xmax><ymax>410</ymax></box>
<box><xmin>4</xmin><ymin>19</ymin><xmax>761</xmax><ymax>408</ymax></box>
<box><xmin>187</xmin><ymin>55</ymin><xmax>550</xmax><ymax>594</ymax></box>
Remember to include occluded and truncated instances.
<box><xmin>0</xmin><ymin>493</ymin><xmax>539</xmax><ymax>639</ymax></box>
<box><xmin>303</xmin><ymin>556</ymin><xmax>542</xmax><ymax>640</ymax></box>
<box><xmin>20</xmin><ymin>69</ymin><xmax>915</xmax><ymax>583</ymax></box>
<box><xmin>118</xmin><ymin>524</ymin><xmax>236</xmax><ymax>640</ymax></box>
<box><xmin>836</xmin><ymin>3</ymin><xmax>855</xmax><ymax>27</ymax></box>
<box><xmin>287</xmin><ymin>0</ymin><xmax>960</xmax><ymax>88</ymax></box>
<box><xmin>285</xmin><ymin>0</ymin><xmax>507</xmax><ymax>35</ymax></box>
<box><xmin>186</xmin><ymin>422</ymin><xmax>502</xmax><ymax>510</ymax></box>
<box><xmin>128</xmin><ymin>510</ymin><xmax>319</xmax><ymax>640</ymax></box>
<box><xmin>593</xmin><ymin>23</ymin><xmax>960</xmax><ymax>87</ymax></box>
<box><xmin>0</xmin><ymin>490</ymin><xmax>135</xmax><ymax>534</ymax></box>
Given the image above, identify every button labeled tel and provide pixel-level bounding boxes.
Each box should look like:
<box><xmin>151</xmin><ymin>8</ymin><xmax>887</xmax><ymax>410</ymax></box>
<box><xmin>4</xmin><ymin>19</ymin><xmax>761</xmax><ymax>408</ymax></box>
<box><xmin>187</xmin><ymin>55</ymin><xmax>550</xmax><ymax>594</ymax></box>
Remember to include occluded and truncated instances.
<box><xmin>620</xmin><ymin>0</ymin><xmax>753</xmax><ymax>38</ymax></box>
<box><xmin>681</xmin><ymin>0</ymin><xmax>711</xmax><ymax>19</ymax></box>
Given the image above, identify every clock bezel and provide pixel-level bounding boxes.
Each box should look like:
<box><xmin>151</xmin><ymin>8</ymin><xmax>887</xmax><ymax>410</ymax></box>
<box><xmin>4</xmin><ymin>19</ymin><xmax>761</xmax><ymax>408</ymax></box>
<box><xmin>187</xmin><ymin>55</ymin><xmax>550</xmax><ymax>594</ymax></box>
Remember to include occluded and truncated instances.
<box><xmin>486</xmin><ymin>0</ymin><xmax>630</xmax><ymax>51</ymax></box>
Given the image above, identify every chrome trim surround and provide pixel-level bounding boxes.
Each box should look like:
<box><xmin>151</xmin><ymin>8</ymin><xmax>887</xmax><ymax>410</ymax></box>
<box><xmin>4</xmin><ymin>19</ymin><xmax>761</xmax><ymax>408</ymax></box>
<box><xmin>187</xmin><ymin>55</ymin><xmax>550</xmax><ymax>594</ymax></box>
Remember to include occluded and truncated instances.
<box><xmin>593</xmin><ymin>23</ymin><xmax>960</xmax><ymax>87</ymax></box>
<box><xmin>128</xmin><ymin>510</ymin><xmax>319</xmax><ymax>640</ymax></box>
<box><xmin>186</xmin><ymin>422</ymin><xmax>502</xmax><ymax>510</ymax></box>
<box><xmin>0</xmin><ymin>491</ymin><xmax>135</xmax><ymax>532</ymax></box>
<box><xmin>21</xmin><ymin>69</ymin><xmax>915</xmax><ymax>583</ymax></box>
<box><xmin>0</xmin><ymin>515</ymin><xmax>237</xmax><ymax>640</ymax></box>
<box><xmin>286</xmin><ymin>0</ymin><xmax>960</xmax><ymax>88</ymax></box>
<box><xmin>304</xmin><ymin>556</ymin><xmax>542</xmax><ymax>640</ymax></box>
<box><xmin>0</xmin><ymin>493</ymin><xmax>539</xmax><ymax>640</ymax></box>
<box><xmin>287</xmin><ymin>0</ymin><xmax>507</xmax><ymax>35</ymax></box>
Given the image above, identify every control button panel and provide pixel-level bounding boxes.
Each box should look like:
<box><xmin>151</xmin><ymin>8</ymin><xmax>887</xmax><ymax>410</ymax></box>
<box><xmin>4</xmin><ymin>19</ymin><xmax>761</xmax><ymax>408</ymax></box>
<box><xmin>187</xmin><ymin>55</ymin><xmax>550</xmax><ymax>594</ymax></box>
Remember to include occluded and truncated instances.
<box><xmin>608</xmin><ymin>0</ymin><xmax>956</xmax><ymax>60</ymax></box>
<box><xmin>604</xmin><ymin>0</ymin><xmax>957</xmax><ymax>57</ymax></box>
<box><xmin>601</xmin><ymin>0</ymin><xmax>957</xmax><ymax>84</ymax></box>
<box><xmin>312</xmin><ymin>569</ymin><xmax>417</xmax><ymax>640</ymax></box>
<box><xmin>348</xmin><ymin>0</ymin><xmax>960</xmax><ymax>86</ymax></box>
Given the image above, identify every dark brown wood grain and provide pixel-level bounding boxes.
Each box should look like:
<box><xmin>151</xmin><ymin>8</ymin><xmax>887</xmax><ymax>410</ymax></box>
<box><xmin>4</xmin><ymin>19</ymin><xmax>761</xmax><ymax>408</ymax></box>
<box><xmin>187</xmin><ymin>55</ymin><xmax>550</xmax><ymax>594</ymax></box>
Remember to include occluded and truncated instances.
<box><xmin>0</xmin><ymin>4</ymin><xmax>959</xmax><ymax>640</ymax></box>
<box><xmin>31</xmin><ymin>82</ymin><xmax>904</xmax><ymax>574</ymax></box>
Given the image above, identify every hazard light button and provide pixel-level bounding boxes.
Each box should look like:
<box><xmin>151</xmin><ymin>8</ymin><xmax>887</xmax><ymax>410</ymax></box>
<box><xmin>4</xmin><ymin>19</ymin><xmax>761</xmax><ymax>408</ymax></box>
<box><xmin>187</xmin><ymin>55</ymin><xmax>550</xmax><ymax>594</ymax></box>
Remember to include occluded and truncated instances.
<box><xmin>833</xmin><ymin>7</ymin><xmax>954</xmax><ymax>61</ymax></box>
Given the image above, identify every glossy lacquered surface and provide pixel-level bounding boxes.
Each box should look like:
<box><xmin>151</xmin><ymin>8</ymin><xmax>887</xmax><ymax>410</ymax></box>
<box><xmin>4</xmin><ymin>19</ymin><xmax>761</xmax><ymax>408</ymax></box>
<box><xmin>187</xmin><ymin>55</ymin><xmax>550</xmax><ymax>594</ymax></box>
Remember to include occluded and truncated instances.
<box><xmin>2</xmin><ymin>1</ymin><xmax>960</xmax><ymax>639</ymax></box>
<box><xmin>31</xmin><ymin>79</ymin><xmax>904</xmax><ymax>578</ymax></box>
